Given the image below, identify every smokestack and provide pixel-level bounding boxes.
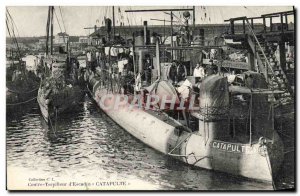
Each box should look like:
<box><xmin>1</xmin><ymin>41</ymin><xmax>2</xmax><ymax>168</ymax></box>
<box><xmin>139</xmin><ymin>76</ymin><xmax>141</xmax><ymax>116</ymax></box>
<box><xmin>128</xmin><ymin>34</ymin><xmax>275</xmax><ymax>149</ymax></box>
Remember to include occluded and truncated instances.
<box><xmin>199</xmin><ymin>29</ymin><xmax>205</xmax><ymax>46</ymax></box>
<box><xmin>143</xmin><ymin>21</ymin><xmax>147</xmax><ymax>45</ymax></box>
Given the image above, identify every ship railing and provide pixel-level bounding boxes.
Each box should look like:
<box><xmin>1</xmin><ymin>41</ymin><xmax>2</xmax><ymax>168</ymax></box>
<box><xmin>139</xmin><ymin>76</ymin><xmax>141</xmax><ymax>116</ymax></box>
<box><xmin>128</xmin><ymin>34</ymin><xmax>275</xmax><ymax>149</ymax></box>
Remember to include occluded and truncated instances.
<box><xmin>224</xmin><ymin>10</ymin><xmax>294</xmax><ymax>35</ymax></box>
<box><xmin>229</xmin><ymin>86</ymin><xmax>286</xmax><ymax>145</ymax></box>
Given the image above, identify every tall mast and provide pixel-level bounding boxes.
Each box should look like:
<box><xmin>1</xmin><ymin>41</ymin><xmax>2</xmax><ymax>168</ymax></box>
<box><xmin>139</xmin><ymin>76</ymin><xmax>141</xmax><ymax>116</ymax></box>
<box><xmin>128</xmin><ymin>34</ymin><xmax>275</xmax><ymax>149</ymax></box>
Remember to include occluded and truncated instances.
<box><xmin>170</xmin><ymin>11</ymin><xmax>173</xmax><ymax>60</ymax></box>
<box><xmin>112</xmin><ymin>6</ymin><xmax>115</xmax><ymax>40</ymax></box>
<box><xmin>50</xmin><ymin>6</ymin><xmax>54</xmax><ymax>55</ymax></box>
<box><xmin>193</xmin><ymin>6</ymin><xmax>195</xmax><ymax>34</ymax></box>
<box><xmin>46</xmin><ymin>7</ymin><xmax>51</xmax><ymax>55</ymax></box>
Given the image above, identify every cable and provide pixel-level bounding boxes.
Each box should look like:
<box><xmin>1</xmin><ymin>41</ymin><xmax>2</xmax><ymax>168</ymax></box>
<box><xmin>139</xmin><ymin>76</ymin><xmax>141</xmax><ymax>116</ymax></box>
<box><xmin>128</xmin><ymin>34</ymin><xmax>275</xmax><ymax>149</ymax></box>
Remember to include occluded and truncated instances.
<box><xmin>6</xmin><ymin>11</ymin><xmax>21</xmax><ymax>60</ymax></box>
<box><xmin>54</xmin><ymin>9</ymin><xmax>63</xmax><ymax>33</ymax></box>
<box><xmin>6</xmin><ymin>96</ymin><xmax>37</xmax><ymax>106</ymax></box>
<box><xmin>7</xmin><ymin>86</ymin><xmax>39</xmax><ymax>94</ymax></box>
<box><xmin>6</xmin><ymin>8</ymin><xmax>20</xmax><ymax>38</ymax></box>
<box><xmin>59</xmin><ymin>7</ymin><xmax>67</xmax><ymax>33</ymax></box>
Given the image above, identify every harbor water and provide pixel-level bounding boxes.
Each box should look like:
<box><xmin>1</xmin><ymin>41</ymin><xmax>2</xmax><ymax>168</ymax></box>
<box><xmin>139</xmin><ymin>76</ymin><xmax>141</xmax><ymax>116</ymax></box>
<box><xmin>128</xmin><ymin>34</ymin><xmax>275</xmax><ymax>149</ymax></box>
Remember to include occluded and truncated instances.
<box><xmin>6</xmin><ymin>95</ymin><xmax>294</xmax><ymax>190</ymax></box>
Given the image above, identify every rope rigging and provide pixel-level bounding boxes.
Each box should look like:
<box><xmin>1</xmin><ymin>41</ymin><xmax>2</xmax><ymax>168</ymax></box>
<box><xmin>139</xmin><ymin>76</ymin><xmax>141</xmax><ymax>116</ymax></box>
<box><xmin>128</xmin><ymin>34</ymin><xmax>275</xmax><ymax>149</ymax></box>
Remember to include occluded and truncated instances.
<box><xmin>54</xmin><ymin>9</ymin><xmax>64</xmax><ymax>34</ymax></box>
<box><xmin>6</xmin><ymin>96</ymin><xmax>37</xmax><ymax>106</ymax></box>
<box><xmin>7</xmin><ymin>86</ymin><xmax>39</xmax><ymax>94</ymax></box>
<box><xmin>59</xmin><ymin>6</ymin><xmax>67</xmax><ymax>33</ymax></box>
<box><xmin>54</xmin><ymin>7</ymin><xmax>68</xmax><ymax>46</ymax></box>
<box><xmin>6</xmin><ymin>9</ymin><xmax>22</xmax><ymax>60</ymax></box>
<box><xmin>6</xmin><ymin>8</ymin><xmax>20</xmax><ymax>38</ymax></box>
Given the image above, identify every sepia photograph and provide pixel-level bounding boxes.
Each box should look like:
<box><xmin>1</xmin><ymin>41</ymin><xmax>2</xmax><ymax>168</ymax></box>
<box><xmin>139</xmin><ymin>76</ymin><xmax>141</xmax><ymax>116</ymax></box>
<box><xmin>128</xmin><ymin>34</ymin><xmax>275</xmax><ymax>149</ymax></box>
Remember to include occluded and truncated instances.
<box><xmin>5</xmin><ymin>5</ymin><xmax>295</xmax><ymax>191</ymax></box>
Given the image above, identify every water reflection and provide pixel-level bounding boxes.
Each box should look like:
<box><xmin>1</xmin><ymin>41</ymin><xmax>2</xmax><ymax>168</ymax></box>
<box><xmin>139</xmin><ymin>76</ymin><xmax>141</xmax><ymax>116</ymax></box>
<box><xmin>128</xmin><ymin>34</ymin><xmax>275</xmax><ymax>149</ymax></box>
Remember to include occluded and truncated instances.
<box><xmin>6</xmin><ymin>96</ymin><xmax>291</xmax><ymax>190</ymax></box>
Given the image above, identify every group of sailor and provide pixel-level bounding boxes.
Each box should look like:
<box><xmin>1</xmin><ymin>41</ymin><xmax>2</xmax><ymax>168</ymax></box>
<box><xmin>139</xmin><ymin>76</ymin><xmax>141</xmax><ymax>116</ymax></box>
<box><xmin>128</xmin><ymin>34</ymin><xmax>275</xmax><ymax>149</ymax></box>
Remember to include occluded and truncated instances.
<box><xmin>84</xmin><ymin>46</ymin><xmax>222</xmax><ymax>97</ymax></box>
<box><xmin>86</xmin><ymin>48</ymin><xmax>135</xmax><ymax>93</ymax></box>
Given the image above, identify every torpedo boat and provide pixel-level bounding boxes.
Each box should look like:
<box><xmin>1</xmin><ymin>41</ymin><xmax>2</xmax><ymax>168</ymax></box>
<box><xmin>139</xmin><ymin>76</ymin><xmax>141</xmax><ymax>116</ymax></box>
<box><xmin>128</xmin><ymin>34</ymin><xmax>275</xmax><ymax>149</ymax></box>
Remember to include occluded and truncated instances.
<box><xmin>37</xmin><ymin>6</ymin><xmax>85</xmax><ymax>124</ymax></box>
<box><xmin>85</xmin><ymin>8</ymin><xmax>285</xmax><ymax>184</ymax></box>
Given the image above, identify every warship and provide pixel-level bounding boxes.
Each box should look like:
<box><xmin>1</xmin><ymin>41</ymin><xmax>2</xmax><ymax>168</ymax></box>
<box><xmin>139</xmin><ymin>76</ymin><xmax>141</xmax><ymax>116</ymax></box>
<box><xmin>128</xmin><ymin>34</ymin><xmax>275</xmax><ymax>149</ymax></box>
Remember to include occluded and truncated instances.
<box><xmin>83</xmin><ymin>7</ymin><xmax>294</xmax><ymax>183</ymax></box>
<box><xmin>37</xmin><ymin>6</ymin><xmax>85</xmax><ymax>124</ymax></box>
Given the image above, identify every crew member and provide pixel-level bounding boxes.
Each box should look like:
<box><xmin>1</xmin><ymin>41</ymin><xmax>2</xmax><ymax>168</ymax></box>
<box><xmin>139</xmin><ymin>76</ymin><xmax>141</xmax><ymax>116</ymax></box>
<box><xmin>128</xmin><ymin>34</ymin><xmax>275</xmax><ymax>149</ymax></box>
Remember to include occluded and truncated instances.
<box><xmin>206</xmin><ymin>60</ymin><xmax>216</xmax><ymax>76</ymax></box>
<box><xmin>86</xmin><ymin>50</ymin><xmax>92</xmax><ymax>71</ymax></box>
<box><xmin>168</xmin><ymin>61</ymin><xmax>178</xmax><ymax>84</ymax></box>
<box><xmin>144</xmin><ymin>56</ymin><xmax>152</xmax><ymax>84</ymax></box>
<box><xmin>193</xmin><ymin>63</ymin><xmax>205</xmax><ymax>78</ymax></box>
<box><xmin>176</xmin><ymin>62</ymin><xmax>187</xmax><ymax>83</ymax></box>
<box><xmin>91</xmin><ymin>51</ymin><xmax>97</xmax><ymax>73</ymax></box>
<box><xmin>96</xmin><ymin>50</ymin><xmax>100</xmax><ymax>66</ymax></box>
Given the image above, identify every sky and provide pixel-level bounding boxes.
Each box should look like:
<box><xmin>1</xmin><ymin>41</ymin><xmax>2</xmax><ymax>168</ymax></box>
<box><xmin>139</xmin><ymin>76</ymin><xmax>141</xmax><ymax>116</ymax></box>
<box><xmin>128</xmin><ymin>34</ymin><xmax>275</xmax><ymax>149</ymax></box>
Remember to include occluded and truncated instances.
<box><xmin>6</xmin><ymin>6</ymin><xmax>293</xmax><ymax>37</ymax></box>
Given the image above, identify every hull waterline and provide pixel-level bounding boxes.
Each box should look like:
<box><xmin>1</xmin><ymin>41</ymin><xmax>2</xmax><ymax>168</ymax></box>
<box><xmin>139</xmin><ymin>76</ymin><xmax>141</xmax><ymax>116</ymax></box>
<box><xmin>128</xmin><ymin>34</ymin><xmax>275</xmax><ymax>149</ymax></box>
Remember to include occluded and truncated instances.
<box><xmin>87</xmin><ymin>82</ymin><xmax>284</xmax><ymax>183</ymax></box>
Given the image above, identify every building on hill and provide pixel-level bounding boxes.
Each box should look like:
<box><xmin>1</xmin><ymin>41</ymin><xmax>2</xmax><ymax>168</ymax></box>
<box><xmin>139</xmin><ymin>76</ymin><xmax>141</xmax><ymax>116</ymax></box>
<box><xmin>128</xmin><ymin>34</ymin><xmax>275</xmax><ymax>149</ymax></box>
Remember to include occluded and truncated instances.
<box><xmin>54</xmin><ymin>32</ymin><xmax>69</xmax><ymax>44</ymax></box>
<box><xmin>79</xmin><ymin>36</ymin><xmax>89</xmax><ymax>44</ymax></box>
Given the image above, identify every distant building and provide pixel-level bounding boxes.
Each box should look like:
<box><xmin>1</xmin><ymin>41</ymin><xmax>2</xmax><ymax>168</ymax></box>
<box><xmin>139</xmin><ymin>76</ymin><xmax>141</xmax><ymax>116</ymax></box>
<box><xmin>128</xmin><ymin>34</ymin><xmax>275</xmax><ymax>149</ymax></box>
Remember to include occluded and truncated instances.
<box><xmin>79</xmin><ymin>36</ymin><xmax>89</xmax><ymax>44</ymax></box>
<box><xmin>39</xmin><ymin>38</ymin><xmax>47</xmax><ymax>44</ymax></box>
<box><xmin>88</xmin><ymin>23</ymin><xmax>264</xmax><ymax>46</ymax></box>
<box><xmin>54</xmin><ymin>32</ymin><xmax>69</xmax><ymax>44</ymax></box>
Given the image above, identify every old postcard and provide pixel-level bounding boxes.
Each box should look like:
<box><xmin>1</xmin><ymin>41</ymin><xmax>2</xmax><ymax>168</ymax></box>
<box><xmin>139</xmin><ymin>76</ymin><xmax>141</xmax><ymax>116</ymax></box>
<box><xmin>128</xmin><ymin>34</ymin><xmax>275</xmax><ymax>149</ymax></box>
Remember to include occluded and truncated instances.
<box><xmin>6</xmin><ymin>5</ymin><xmax>295</xmax><ymax>191</ymax></box>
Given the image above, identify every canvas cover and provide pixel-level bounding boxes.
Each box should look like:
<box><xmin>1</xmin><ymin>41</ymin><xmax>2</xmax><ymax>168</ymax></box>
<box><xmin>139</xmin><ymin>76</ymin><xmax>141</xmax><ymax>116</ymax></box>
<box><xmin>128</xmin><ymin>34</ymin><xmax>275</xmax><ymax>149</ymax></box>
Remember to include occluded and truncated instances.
<box><xmin>198</xmin><ymin>75</ymin><xmax>229</xmax><ymax>118</ymax></box>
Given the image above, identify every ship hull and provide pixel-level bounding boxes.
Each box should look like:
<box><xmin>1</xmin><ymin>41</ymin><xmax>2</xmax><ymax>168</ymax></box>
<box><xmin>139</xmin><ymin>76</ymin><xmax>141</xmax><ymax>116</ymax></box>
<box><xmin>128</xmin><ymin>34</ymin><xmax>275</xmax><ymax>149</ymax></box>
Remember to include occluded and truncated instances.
<box><xmin>88</xmin><ymin>79</ymin><xmax>284</xmax><ymax>184</ymax></box>
<box><xmin>6</xmin><ymin>79</ymin><xmax>40</xmax><ymax>116</ymax></box>
<box><xmin>37</xmin><ymin>85</ymin><xmax>85</xmax><ymax>124</ymax></box>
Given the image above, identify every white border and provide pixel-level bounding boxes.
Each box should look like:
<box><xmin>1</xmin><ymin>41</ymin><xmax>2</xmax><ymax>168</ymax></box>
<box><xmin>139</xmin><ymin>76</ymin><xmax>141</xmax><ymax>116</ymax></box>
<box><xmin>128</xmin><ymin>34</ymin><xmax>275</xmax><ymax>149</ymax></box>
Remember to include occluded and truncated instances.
<box><xmin>1</xmin><ymin>0</ymin><xmax>299</xmax><ymax>195</ymax></box>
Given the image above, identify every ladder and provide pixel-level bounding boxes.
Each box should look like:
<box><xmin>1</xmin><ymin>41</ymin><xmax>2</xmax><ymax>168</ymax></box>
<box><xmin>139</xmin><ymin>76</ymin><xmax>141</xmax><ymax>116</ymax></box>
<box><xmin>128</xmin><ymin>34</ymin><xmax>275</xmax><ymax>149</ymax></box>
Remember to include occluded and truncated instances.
<box><xmin>245</xmin><ymin>18</ymin><xmax>294</xmax><ymax>97</ymax></box>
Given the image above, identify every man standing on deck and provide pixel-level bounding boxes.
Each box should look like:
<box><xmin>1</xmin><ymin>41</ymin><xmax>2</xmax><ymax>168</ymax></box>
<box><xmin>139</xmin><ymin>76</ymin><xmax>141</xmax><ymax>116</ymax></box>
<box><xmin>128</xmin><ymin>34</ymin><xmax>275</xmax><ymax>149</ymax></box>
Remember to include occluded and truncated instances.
<box><xmin>86</xmin><ymin>50</ymin><xmax>92</xmax><ymax>72</ymax></box>
<box><xmin>144</xmin><ymin>56</ymin><xmax>152</xmax><ymax>85</ymax></box>
<box><xmin>176</xmin><ymin>62</ymin><xmax>187</xmax><ymax>83</ymax></box>
<box><xmin>167</xmin><ymin>61</ymin><xmax>178</xmax><ymax>84</ymax></box>
<box><xmin>193</xmin><ymin>63</ymin><xmax>205</xmax><ymax>78</ymax></box>
<box><xmin>206</xmin><ymin>60</ymin><xmax>216</xmax><ymax>76</ymax></box>
<box><xmin>95</xmin><ymin>50</ymin><xmax>100</xmax><ymax>66</ymax></box>
<box><xmin>91</xmin><ymin>51</ymin><xmax>97</xmax><ymax>73</ymax></box>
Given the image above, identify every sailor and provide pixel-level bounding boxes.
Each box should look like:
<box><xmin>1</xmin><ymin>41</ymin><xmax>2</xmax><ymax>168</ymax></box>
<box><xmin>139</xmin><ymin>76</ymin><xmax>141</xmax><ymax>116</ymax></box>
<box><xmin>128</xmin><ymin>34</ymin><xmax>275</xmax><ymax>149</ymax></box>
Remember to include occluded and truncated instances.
<box><xmin>210</xmin><ymin>48</ymin><xmax>217</xmax><ymax>59</ymax></box>
<box><xmin>193</xmin><ymin>63</ymin><xmax>205</xmax><ymax>78</ymax></box>
<box><xmin>37</xmin><ymin>56</ymin><xmax>45</xmax><ymax>79</ymax></box>
<box><xmin>167</xmin><ymin>61</ymin><xmax>178</xmax><ymax>84</ymax></box>
<box><xmin>176</xmin><ymin>62</ymin><xmax>187</xmax><ymax>83</ymax></box>
<box><xmin>70</xmin><ymin>58</ymin><xmax>79</xmax><ymax>85</ymax></box>
<box><xmin>86</xmin><ymin>50</ymin><xmax>92</xmax><ymax>70</ymax></box>
<box><xmin>206</xmin><ymin>60</ymin><xmax>216</xmax><ymax>76</ymax></box>
<box><xmin>91</xmin><ymin>51</ymin><xmax>97</xmax><ymax>73</ymax></box>
<box><xmin>144</xmin><ymin>56</ymin><xmax>152</xmax><ymax>84</ymax></box>
<box><xmin>98</xmin><ymin>51</ymin><xmax>107</xmax><ymax>86</ymax></box>
<box><xmin>95</xmin><ymin>50</ymin><xmax>100</xmax><ymax>66</ymax></box>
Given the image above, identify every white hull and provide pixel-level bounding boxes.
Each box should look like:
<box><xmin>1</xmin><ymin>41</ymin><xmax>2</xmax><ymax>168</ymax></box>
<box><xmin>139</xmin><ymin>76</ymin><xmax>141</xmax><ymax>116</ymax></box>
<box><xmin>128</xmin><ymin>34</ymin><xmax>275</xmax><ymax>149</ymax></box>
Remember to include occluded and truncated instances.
<box><xmin>89</xmin><ymin>84</ymin><xmax>284</xmax><ymax>183</ymax></box>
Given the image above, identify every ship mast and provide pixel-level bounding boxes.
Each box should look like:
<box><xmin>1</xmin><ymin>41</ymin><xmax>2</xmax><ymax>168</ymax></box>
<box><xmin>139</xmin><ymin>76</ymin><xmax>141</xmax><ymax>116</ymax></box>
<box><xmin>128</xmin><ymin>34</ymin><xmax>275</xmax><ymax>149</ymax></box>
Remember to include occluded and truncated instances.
<box><xmin>45</xmin><ymin>7</ymin><xmax>50</xmax><ymax>55</ymax></box>
<box><xmin>112</xmin><ymin>6</ymin><xmax>115</xmax><ymax>41</ymax></box>
<box><xmin>6</xmin><ymin>8</ymin><xmax>22</xmax><ymax>63</ymax></box>
<box><xmin>46</xmin><ymin>6</ymin><xmax>54</xmax><ymax>56</ymax></box>
<box><xmin>50</xmin><ymin>6</ymin><xmax>54</xmax><ymax>55</ymax></box>
<box><xmin>125</xmin><ymin>7</ymin><xmax>195</xmax><ymax>60</ymax></box>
